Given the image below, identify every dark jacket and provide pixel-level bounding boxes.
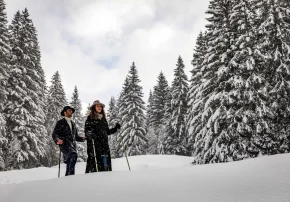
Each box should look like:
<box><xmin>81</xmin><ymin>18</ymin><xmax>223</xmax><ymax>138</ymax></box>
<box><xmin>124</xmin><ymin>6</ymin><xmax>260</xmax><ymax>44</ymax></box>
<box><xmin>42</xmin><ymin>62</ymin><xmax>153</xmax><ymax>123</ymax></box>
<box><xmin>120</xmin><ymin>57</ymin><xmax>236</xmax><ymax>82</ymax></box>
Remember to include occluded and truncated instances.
<box><xmin>52</xmin><ymin>118</ymin><xmax>84</xmax><ymax>163</ymax></box>
<box><xmin>85</xmin><ymin>116</ymin><xmax>118</xmax><ymax>172</ymax></box>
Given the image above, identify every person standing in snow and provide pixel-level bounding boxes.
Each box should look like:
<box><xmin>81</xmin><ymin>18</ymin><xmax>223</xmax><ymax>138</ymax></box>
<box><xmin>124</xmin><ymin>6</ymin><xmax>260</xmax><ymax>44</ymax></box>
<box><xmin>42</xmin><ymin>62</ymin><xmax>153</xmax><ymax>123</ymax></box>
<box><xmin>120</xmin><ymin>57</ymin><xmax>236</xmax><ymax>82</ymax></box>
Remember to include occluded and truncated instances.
<box><xmin>52</xmin><ymin>106</ymin><xmax>86</xmax><ymax>176</ymax></box>
<box><xmin>85</xmin><ymin>100</ymin><xmax>120</xmax><ymax>173</ymax></box>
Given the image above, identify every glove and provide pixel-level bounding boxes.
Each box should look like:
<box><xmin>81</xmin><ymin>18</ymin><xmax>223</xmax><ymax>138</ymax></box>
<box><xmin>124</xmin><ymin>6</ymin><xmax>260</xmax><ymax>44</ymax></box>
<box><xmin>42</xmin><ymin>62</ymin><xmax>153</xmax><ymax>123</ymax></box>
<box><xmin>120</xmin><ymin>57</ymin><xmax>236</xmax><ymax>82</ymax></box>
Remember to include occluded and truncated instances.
<box><xmin>115</xmin><ymin>123</ymin><xmax>121</xmax><ymax>130</ymax></box>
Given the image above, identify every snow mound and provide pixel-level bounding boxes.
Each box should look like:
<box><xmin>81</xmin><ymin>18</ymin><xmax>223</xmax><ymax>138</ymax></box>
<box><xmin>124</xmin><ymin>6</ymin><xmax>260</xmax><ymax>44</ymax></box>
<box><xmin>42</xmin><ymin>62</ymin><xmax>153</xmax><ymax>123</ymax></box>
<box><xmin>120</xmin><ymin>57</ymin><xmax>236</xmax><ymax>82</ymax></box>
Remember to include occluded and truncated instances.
<box><xmin>1</xmin><ymin>154</ymin><xmax>290</xmax><ymax>202</ymax></box>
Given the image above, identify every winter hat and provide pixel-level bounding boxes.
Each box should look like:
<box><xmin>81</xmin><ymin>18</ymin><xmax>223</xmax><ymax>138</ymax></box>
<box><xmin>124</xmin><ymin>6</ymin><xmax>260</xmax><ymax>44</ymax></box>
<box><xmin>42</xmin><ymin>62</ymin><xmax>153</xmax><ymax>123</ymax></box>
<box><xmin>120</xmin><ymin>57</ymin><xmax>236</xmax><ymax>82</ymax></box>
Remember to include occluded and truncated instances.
<box><xmin>61</xmin><ymin>106</ymin><xmax>75</xmax><ymax>116</ymax></box>
<box><xmin>90</xmin><ymin>100</ymin><xmax>105</xmax><ymax>111</ymax></box>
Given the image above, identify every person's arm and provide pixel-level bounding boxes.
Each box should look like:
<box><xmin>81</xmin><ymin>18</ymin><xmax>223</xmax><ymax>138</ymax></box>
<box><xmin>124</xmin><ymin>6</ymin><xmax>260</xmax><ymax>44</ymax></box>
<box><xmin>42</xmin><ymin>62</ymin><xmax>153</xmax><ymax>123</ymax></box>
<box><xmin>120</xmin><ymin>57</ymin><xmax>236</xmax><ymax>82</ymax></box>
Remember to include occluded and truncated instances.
<box><xmin>75</xmin><ymin>127</ymin><xmax>85</xmax><ymax>142</ymax></box>
<box><xmin>52</xmin><ymin>121</ymin><xmax>63</xmax><ymax>145</ymax></box>
<box><xmin>85</xmin><ymin>117</ymin><xmax>94</xmax><ymax>140</ymax></box>
<box><xmin>107</xmin><ymin>123</ymin><xmax>121</xmax><ymax>135</ymax></box>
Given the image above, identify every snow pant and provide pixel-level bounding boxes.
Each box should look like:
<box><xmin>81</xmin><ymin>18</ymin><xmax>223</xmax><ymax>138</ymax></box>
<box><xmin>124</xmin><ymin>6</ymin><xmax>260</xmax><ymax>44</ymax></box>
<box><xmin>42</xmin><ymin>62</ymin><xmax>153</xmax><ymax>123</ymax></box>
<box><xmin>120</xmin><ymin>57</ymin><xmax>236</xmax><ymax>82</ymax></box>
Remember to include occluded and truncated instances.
<box><xmin>65</xmin><ymin>153</ymin><xmax>77</xmax><ymax>176</ymax></box>
<box><xmin>85</xmin><ymin>141</ymin><xmax>112</xmax><ymax>173</ymax></box>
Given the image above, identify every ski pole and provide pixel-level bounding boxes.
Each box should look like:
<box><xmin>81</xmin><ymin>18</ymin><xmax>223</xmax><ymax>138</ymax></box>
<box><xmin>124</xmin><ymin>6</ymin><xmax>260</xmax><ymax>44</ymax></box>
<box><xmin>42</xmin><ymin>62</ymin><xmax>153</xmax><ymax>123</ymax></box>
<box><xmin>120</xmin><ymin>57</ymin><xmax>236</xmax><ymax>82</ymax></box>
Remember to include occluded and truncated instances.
<box><xmin>58</xmin><ymin>147</ymin><xmax>61</xmax><ymax>178</ymax></box>
<box><xmin>92</xmin><ymin>139</ymin><xmax>99</xmax><ymax>172</ymax></box>
<box><xmin>120</xmin><ymin>136</ymin><xmax>131</xmax><ymax>171</ymax></box>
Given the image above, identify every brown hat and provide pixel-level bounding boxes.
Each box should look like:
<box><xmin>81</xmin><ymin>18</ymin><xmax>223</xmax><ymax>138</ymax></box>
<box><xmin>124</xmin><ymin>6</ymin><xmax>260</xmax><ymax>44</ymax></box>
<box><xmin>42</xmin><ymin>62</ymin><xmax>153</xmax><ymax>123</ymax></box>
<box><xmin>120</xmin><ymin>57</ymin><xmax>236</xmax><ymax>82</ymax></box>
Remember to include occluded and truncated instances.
<box><xmin>90</xmin><ymin>100</ymin><xmax>105</xmax><ymax>110</ymax></box>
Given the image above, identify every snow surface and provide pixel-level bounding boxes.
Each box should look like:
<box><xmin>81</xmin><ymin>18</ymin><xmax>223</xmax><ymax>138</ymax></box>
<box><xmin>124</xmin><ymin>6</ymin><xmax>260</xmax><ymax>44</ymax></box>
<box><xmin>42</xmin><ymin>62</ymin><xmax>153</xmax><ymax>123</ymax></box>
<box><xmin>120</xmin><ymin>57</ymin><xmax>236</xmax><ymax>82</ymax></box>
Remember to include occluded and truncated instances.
<box><xmin>0</xmin><ymin>154</ymin><xmax>290</xmax><ymax>202</ymax></box>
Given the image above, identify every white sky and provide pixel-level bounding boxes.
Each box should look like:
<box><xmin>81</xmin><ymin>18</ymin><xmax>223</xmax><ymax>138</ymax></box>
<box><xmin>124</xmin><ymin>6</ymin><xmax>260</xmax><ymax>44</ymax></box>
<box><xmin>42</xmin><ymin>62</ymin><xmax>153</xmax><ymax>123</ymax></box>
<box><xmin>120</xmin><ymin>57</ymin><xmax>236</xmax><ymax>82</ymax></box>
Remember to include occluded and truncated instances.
<box><xmin>5</xmin><ymin>0</ymin><xmax>209</xmax><ymax>114</ymax></box>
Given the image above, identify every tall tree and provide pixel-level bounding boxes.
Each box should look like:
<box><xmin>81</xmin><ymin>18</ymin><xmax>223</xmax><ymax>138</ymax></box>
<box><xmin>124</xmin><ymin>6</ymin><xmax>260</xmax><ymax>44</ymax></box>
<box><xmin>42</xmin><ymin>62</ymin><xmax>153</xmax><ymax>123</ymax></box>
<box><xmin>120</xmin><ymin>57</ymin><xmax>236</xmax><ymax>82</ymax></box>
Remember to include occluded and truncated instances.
<box><xmin>115</xmin><ymin>80</ymin><xmax>130</xmax><ymax>157</ymax></box>
<box><xmin>46</xmin><ymin>71</ymin><xmax>67</xmax><ymax>166</ymax></box>
<box><xmin>150</xmin><ymin>72</ymin><xmax>170</xmax><ymax>154</ymax></box>
<box><xmin>162</xmin><ymin>56</ymin><xmax>189</xmax><ymax>155</ymax></box>
<box><xmin>192</xmin><ymin>0</ymin><xmax>271</xmax><ymax>164</ymax></box>
<box><xmin>158</xmin><ymin>86</ymin><xmax>172</xmax><ymax>154</ymax></box>
<box><xmin>118</xmin><ymin>63</ymin><xmax>147</xmax><ymax>156</ymax></box>
<box><xmin>186</xmin><ymin>31</ymin><xmax>208</xmax><ymax>156</ymax></box>
<box><xmin>252</xmin><ymin>0</ymin><xmax>290</xmax><ymax>154</ymax></box>
<box><xmin>0</xmin><ymin>0</ymin><xmax>10</xmax><ymax>171</ymax></box>
<box><xmin>22</xmin><ymin>9</ymin><xmax>48</xmax><ymax>166</ymax></box>
<box><xmin>70</xmin><ymin>86</ymin><xmax>86</xmax><ymax>162</ymax></box>
<box><xmin>107</xmin><ymin>96</ymin><xmax>119</xmax><ymax>158</ymax></box>
<box><xmin>5</xmin><ymin>10</ymin><xmax>46</xmax><ymax>169</ymax></box>
<box><xmin>145</xmin><ymin>90</ymin><xmax>157</xmax><ymax>154</ymax></box>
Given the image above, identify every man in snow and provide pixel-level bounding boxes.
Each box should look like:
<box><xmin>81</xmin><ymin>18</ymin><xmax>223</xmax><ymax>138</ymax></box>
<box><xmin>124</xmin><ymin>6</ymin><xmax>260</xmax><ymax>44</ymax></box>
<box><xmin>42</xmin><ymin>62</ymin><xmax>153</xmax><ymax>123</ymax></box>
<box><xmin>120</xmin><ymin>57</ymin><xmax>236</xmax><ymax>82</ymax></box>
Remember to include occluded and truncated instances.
<box><xmin>52</xmin><ymin>106</ymin><xmax>86</xmax><ymax>176</ymax></box>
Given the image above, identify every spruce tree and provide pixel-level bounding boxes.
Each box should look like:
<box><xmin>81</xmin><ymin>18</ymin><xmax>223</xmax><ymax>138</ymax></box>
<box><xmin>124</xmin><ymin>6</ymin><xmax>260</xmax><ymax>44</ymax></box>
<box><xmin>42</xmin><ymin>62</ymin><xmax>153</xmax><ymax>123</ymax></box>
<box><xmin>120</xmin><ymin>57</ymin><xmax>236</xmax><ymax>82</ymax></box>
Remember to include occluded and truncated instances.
<box><xmin>70</xmin><ymin>86</ymin><xmax>86</xmax><ymax>162</ymax></box>
<box><xmin>107</xmin><ymin>97</ymin><xmax>119</xmax><ymax>158</ymax></box>
<box><xmin>150</xmin><ymin>72</ymin><xmax>170</xmax><ymax>154</ymax></box>
<box><xmin>163</xmin><ymin>56</ymin><xmax>189</xmax><ymax>155</ymax></box>
<box><xmin>0</xmin><ymin>0</ymin><xmax>10</xmax><ymax>171</ymax></box>
<box><xmin>252</xmin><ymin>0</ymin><xmax>290</xmax><ymax>154</ymax></box>
<box><xmin>5</xmin><ymin>10</ymin><xmax>46</xmax><ymax>169</ymax></box>
<box><xmin>46</xmin><ymin>71</ymin><xmax>67</xmax><ymax>166</ymax></box>
<box><xmin>0</xmin><ymin>0</ymin><xmax>10</xmax><ymax>110</ymax></box>
<box><xmin>145</xmin><ymin>90</ymin><xmax>157</xmax><ymax>154</ymax></box>
<box><xmin>186</xmin><ymin>32</ymin><xmax>208</xmax><ymax>156</ymax></box>
<box><xmin>107</xmin><ymin>97</ymin><xmax>118</xmax><ymax>127</ymax></box>
<box><xmin>192</xmin><ymin>0</ymin><xmax>271</xmax><ymax>164</ymax></box>
<box><xmin>158</xmin><ymin>86</ymin><xmax>172</xmax><ymax>154</ymax></box>
<box><xmin>22</xmin><ymin>9</ymin><xmax>48</xmax><ymax>166</ymax></box>
<box><xmin>118</xmin><ymin>63</ymin><xmax>147</xmax><ymax>156</ymax></box>
<box><xmin>116</xmin><ymin>77</ymin><xmax>130</xmax><ymax>157</ymax></box>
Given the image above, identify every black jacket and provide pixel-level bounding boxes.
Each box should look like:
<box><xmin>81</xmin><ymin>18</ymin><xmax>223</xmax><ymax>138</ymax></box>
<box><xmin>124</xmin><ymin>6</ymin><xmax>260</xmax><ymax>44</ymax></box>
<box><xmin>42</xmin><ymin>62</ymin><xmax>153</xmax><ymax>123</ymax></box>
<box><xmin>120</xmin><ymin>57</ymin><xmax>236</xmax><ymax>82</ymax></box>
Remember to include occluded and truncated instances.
<box><xmin>85</xmin><ymin>116</ymin><xmax>118</xmax><ymax>172</ymax></box>
<box><xmin>52</xmin><ymin>118</ymin><xmax>84</xmax><ymax>163</ymax></box>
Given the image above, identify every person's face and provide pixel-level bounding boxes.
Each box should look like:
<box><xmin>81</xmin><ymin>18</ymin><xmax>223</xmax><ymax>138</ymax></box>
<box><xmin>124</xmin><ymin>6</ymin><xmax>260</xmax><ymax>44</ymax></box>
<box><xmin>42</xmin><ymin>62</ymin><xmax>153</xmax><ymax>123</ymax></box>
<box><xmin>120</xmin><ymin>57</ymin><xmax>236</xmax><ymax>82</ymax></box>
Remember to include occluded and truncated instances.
<box><xmin>95</xmin><ymin>104</ymin><xmax>103</xmax><ymax>113</ymax></box>
<box><xmin>64</xmin><ymin>109</ymin><xmax>73</xmax><ymax>118</ymax></box>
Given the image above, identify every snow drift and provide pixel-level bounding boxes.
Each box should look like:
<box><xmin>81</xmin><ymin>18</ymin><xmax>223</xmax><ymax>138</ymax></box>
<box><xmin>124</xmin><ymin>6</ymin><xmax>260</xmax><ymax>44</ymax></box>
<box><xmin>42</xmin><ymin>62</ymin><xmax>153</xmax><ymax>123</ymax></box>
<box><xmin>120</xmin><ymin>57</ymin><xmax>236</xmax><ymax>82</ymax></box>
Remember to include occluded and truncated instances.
<box><xmin>0</xmin><ymin>154</ymin><xmax>290</xmax><ymax>202</ymax></box>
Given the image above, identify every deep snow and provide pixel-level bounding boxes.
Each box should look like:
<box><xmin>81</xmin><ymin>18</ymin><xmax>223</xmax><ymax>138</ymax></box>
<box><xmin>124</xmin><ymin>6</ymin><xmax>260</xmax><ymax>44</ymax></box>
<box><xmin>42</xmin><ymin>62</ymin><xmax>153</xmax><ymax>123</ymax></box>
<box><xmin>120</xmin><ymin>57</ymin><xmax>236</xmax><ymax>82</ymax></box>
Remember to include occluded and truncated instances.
<box><xmin>0</xmin><ymin>154</ymin><xmax>290</xmax><ymax>202</ymax></box>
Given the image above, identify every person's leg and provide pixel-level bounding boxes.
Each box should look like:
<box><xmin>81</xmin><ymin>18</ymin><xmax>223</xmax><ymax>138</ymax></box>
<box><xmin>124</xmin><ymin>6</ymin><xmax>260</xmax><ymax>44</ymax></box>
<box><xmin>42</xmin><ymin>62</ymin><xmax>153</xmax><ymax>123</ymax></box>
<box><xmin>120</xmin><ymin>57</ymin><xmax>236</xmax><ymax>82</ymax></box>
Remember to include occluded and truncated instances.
<box><xmin>66</xmin><ymin>153</ymin><xmax>77</xmax><ymax>176</ymax></box>
<box><xmin>85</xmin><ymin>154</ymin><xmax>94</xmax><ymax>173</ymax></box>
<box><xmin>107</xmin><ymin>152</ymin><xmax>112</xmax><ymax>171</ymax></box>
<box><xmin>65</xmin><ymin>162</ymin><xmax>69</xmax><ymax>176</ymax></box>
<box><xmin>101</xmin><ymin>155</ymin><xmax>108</xmax><ymax>171</ymax></box>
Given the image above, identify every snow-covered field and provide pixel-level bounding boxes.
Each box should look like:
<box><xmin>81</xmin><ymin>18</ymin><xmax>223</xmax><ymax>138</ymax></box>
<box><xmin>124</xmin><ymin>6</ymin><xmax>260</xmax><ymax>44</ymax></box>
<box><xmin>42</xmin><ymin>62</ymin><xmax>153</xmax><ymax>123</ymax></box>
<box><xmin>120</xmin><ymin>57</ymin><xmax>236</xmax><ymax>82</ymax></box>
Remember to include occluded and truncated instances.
<box><xmin>0</xmin><ymin>154</ymin><xmax>290</xmax><ymax>202</ymax></box>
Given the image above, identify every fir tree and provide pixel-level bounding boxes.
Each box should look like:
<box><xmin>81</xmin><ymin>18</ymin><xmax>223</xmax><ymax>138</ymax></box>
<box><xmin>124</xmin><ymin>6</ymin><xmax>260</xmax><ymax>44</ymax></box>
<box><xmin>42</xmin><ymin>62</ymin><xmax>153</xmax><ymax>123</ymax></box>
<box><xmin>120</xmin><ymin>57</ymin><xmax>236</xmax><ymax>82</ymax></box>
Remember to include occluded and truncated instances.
<box><xmin>158</xmin><ymin>86</ymin><xmax>172</xmax><ymax>154</ymax></box>
<box><xmin>163</xmin><ymin>56</ymin><xmax>189</xmax><ymax>155</ymax></box>
<box><xmin>70</xmin><ymin>86</ymin><xmax>86</xmax><ymax>162</ymax></box>
<box><xmin>45</xmin><ymin>71</ymin><xmax>67</xmax><ymax>166</ymax></box>
<box><xmin>150</xmin><ymin>72</ymin><xmax>170</xmax><ymax>154</ymax></box>
<box><xmin>107</xmin><ymin>97</ymin><xmax>119</xmax><ymax>158</ymax></box>
<box><xmin>5</xmin><ymin>10</ymin><xmax>46</xmax><ymax>169</ymax></box>
<box><xmin>0</xmin><ymin>0</ymin><xmax>10</xmax><ymax>110</ymax></box>
<box><xmin>118</xmin><ymin>63</ymin><xmax>147</xmax><ymax>156</ymax></box>
<box><xmin>252</xmin><ymin>0</ymin><xmax>290</xmax><ymax>154</ymax></box>
<box><xmin>186</xmin><ymin>31</ymin><xmax>208</xmax><ymax>156</ymax></box>
<box><xmin>145</xmin><ymin>90</ymin><xmax>157</xmax><ymax>154</ymax></box>
<box><xmin>116</xmin><ymin>77</ymin><xmax>130</xmax><ymax>157</ymax></box>
<box><xmin>192</xmin><ymin>0</ymin><xmax>269</xmax><ymax>164</ymax></box>
<box><xmin>107</xmin><ymin>97</ymin><xmax>118</xmax><ymax>127</ymax></box>
<box><xmin>22</xmin><ymin>9</ymin><xmax>48</xmax><ymax>166</ymax></box>
<box><xmin>0</xmin><ymin>0</ymin><xmax>10</xmax><ymax>171</ymax></box>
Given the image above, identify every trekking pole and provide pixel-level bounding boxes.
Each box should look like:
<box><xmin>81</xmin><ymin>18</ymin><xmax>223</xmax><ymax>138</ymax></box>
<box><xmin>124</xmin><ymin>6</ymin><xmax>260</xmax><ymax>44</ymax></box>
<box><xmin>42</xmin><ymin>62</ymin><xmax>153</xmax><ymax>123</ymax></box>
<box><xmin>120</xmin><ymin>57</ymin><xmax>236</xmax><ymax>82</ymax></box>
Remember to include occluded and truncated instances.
<box><xmin>92</xmin><ymin>139</ymin><xmax>99</xmax><ymax>172</ymax></box>
<box><xmin>120</xmin><ymin>136</ymin><xmax>131</xmax><ymax>171</ymax></box>
<box><xmin>58</xmin><ymin>147</ymin><xmax>61</xmax><ymax>178</ymax></box>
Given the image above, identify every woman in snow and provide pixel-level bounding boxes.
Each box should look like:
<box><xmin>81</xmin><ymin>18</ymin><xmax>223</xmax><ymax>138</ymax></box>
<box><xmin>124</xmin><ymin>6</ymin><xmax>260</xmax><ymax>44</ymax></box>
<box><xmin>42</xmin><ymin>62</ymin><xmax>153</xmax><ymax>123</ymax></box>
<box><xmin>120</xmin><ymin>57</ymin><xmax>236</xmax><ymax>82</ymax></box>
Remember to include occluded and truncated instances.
<box><xmin>85</xmin><ymin>100</ymin><xmax>120</xmax><ymax>173</ymax></box>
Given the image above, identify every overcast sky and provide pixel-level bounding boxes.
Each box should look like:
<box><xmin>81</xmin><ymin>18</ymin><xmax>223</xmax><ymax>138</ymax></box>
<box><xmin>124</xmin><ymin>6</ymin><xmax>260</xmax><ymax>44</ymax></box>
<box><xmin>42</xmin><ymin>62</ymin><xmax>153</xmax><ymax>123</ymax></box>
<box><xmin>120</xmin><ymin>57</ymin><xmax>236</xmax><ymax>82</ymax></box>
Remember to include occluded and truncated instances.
<box><xmin>6</xmin><ymin>0</ymin><xmax>209</xmax><ymax>114</ymax></box>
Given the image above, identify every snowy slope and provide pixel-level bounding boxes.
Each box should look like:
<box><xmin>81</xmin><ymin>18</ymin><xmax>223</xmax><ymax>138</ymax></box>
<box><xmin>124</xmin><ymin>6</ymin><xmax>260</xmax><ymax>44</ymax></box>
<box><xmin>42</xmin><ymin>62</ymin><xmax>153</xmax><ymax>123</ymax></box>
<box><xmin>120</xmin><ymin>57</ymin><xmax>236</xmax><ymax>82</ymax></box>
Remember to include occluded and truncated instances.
<box><xmin>1</xmin><ymin>154</ymin><xmax>290</xmax><ymax>202</ymax></box>
<box><xmin>0</xmin><ymin>155</ymin><xmax>192</xmax><ymax>184</ymax></box>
